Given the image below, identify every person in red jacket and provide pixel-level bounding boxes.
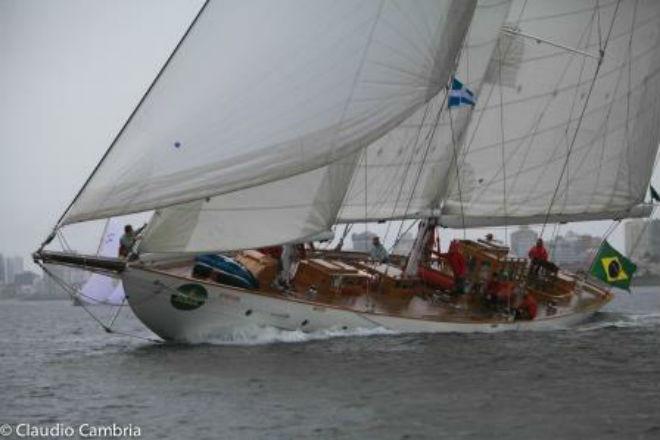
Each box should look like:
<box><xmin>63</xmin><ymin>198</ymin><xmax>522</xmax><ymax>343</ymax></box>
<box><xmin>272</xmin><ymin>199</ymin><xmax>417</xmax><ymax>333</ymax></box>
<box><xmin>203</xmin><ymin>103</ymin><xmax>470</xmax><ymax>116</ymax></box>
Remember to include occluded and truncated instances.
<box><xmin>438</xmin><ymin>240</ymin><xmax>467</xmax><ymax>294</ymax></box>
<box><xmin>528</xmin><ymin>238</ymin><xmax>549</xmax><ymax>275</ymax></box>
<box><xmin>515</xmin><ymin>292</ymin><xmax>538</xmax><ymax>320</ymax></box>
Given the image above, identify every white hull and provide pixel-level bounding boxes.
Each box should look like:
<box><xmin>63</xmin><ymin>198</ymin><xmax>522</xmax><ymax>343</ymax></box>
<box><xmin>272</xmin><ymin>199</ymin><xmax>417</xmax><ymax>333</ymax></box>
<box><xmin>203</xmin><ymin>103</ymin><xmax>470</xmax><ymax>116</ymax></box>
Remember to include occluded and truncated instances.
<box><xmin>123</xmin><ymin>267</ymin><xmax>607</xmax><ymax>342</ymax></box>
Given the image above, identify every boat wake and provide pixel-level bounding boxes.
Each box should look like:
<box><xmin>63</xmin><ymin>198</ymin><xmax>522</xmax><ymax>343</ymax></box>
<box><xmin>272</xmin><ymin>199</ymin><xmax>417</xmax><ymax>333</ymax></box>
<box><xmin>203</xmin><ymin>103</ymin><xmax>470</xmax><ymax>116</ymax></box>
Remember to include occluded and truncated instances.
<box><xmin>197</xmin><ymin>325</ymin><xmax>398</xmax><ymax>346</ymax></box>
<box><xmin>576</xmin><ymin>311</ymin><xmax>660</xmax><ymax>331</ymax></box>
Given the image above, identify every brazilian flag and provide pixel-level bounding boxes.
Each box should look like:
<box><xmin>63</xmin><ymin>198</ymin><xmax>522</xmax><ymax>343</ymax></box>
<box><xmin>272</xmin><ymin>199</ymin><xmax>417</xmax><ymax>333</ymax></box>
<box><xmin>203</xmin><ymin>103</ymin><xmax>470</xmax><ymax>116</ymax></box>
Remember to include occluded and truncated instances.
<box><xmin>590</xmin><ymin>241</ymin><xmax>637</xmax><ymax>290</ymax></box>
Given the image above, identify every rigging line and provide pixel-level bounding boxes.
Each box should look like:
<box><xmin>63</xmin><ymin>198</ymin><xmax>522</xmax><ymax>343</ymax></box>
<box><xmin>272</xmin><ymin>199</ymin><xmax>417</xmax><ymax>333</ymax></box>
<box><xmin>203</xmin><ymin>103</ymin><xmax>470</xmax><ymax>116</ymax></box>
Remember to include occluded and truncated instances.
<box><xmin>383</xmin><ymin>97</ymin><xmax>434</xmax><ymax>242</ymax></box>
<box><xmin>350</xmin><ymin>1</ymin><xmax>385</xmax><ymax>239</ymax></box>
<box><xmin>517</xmin><ymin>0</ymin><xmax>617</xmax><ymax>25</ymax></box>
<box><xmin>624</xmin><ymin>0</ymin><xmax>639</xmax><ymax>203</ymax></box>
<box><xmin>95</xmin><ymin>218</ymin><xmax>111</xmax><ymax>255</ymax></box>
<box><xmin>456</xmin><ymin>0</ymin><xmax>530</xmax><ymax>179</ymax></box>
<box><xmin>107</xmin><ymin>297</ymin><xmax>126</xmax><ymax>329</ymax></box>
<box><xmin>389</xmin><ymin>219</ymin><xmax>420</xmax><ymax>252</ymax></box>
<box><xmin>39</xmin><ymin>263</ymin><xmax>116</xmax><ymax>331</ymax></box>
<box><xmin>340</xmin><ymin>223</ymin><xmax>353</xmax><ymax>250</ymax></box>
<box><xmin>364</xmin><ymin>148</ymin><xmax>368</xmax><ymax>237</ymax></box>
<box><xmin>480</xmin><ymin>107</ymin><xmax>655</xmax><ymax>198</ymax></box>
<box><xmin>587</xmin><ymin>218</ymin><xmax>621</xmax><ymax>271</ymax></box>
<box><xmin>69</xmin><ymin>281</ymin><xmax>129</xmax><ymax>307</ymax></box>
<box><xmin>55</xmin><ymin>232</ymin><xmax>68</xmax><ymax>253</ymax></box>
<box><xmin>564</xmin><ymin>6</ymin><xmax>598</xmax><ymax>138</ymax></box>
<box><xmin>540</xmin><ymin>0</ymin><xmax>622</xmax><ymax>237</ymax></box>
<box><xmin>46</xmin><ymin>0</ymin><xmax>211</xmax><ymax>238</ymax></box>
<box><xmin>602</xmin><ymin>219</ymin><xmax>620</xmax><ymax>241</ymax></box>
<box><xmin>58</xmin><ymin>230</ymin><xmax>74</xmax><ymax>253</ymax></box>
<box><xmin>474</xmin><ymin>8</ymin><xmax>599</xmax><ymax>204</ymax></box>
<box><xmin>596</xmin><ymin>0</ymin><xmax>603</xmax><ymax>52</ymax></box>
<box><xmin>501</xmin><ymin>28</ymin><xmax>601</xmax><ymax>60</ymax></box>
<box><xmin>391</xmin><ymin>88</ymin><xmax>450</xmax><ymax>246</ymax></box>
<box><xmin>447</xmin><ymin>108</ymin><xmax>466</xmax><ymax>238</ymax></box>
<box><xmin>627</xmin><ymin>207</ymin><xmax>658</xmax><ymax>260</ymax></box>
<box><xmin>582</xmin><ymin>26</ymin><xmax>630</xmax><ymax>207</ymax></box>
<box><xmin>551</xmin><ymin>0</ymin><xmax>625</xmax><ymax>214</ymax></box>
<box><xmin>548</xmin><ymin>222</ymin><xmax>561</xmax><ymax>260</ymax></box>
<box><xmin>391</xmin><ymin>3</ymin><xmax>479</xmax><ymax>240</ymax></box>
<box><xmin>39</xmin><ymin>262</ymin><xmax>162</xmax><ymax>343</ymax></box>
<box><xmin>497</xmin><ymin>42</ymin><xmax>508</xmax><ymax>245</ymax></box>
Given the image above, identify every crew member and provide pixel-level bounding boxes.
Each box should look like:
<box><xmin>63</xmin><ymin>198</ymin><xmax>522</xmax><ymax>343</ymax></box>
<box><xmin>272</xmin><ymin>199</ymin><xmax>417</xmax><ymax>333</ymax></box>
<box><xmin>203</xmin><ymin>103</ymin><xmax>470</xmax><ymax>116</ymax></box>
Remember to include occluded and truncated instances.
<box><xmin>438</xmin><ymin>240</ymin><xmax>467</xmax><ymax>294</ymax></box>
<box><xmin>528</xmin><ymin>238</ymin><xmax>549</xmax><ymax>275</ymax></box>
<box><xmin>485</xmin><ymin>272</ymin><xmax>513</xmax><ymax>306</ymax></box>
<box><xmin>118</xmin><ymin>224</ymin><xmax>146</xmax><ymax>258</ymax></box>
<box><xmin>515</xmin><ymin>292</ymin><xmax>538</xmax><ymax>320</ymax></box>
<box><xmin>370</xmin><ymin>236</ymin><xmax>389</xmax><ymax>263</ymax></box>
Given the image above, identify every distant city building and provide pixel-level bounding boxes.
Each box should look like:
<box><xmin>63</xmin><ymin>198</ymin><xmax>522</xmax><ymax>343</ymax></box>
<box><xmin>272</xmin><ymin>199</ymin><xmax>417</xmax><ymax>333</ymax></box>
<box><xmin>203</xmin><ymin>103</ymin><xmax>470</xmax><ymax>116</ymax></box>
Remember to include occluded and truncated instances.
<box><xmin>625</xmin><ymin>219</ymin><xmax>660</xmax><ymax>260</ymax></box>
<box><xmin>510</xmin><ymin>225</ymin><xmax>537</xmax><ymax>258</ymax></box>
<box><xmin>33</xmin><ymin>265</ymin><xmax>85</xmax><ymax>299</ymax></box>
<box><xmin>547</xmin><ymin>231</ymin><xmax>600</xmax><ymax>271</ymax></box>
<box><xmin>0</xmin><ymin>253</ymin><xmax>5</xmax><ymax>284</ymax></box>
<box><xmin>392</xmin><ymin>232</ymin><xmax>415</xmax><ymax>256</ymax></box>
<box><xmin>624</xmin><ymin>219</ymin><xmax>660</xmax><ymax>282</ymax></box>
<box><xmin>5</xmin><ymin>256</ymin><xmax>24</xmax><ymax>284</ymax></box>
<box><xmin>14</xmin><ymin>271</ymin><xmax>39</xmax><ymax>287</ymax></box>
<box><xmin>351</xmin><ymin>230</ymin><xmax>378</xmax><ymax>252</ymax></box>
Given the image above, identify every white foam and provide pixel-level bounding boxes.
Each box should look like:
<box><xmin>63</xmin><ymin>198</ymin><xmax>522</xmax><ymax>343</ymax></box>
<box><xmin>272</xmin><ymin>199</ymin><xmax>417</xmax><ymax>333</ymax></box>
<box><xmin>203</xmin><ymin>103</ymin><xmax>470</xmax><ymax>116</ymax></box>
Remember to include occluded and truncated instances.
<box><xmin>576</xmin><ymin>312</ymin><xmax>660</xmax><ymax>331</ymax></box>
<box><xmin>200</xmin><ymin>325</ymin><xmax>397</xmax><ymax>346</ymax></box>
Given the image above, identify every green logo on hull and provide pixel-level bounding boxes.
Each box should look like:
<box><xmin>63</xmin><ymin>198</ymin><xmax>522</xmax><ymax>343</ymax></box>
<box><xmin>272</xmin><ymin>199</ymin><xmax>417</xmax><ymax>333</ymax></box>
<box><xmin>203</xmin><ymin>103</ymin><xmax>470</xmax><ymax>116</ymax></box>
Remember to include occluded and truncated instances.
<box><xmin>171</xmin><ymin>283</ymin><xmax>208</xmax><ymax>311</ymax></box>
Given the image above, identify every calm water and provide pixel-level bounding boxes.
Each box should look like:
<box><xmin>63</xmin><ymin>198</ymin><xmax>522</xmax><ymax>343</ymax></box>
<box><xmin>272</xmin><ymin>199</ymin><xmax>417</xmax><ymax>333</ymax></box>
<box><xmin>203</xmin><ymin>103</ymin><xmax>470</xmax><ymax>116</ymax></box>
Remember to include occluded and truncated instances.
<box><xmin>1</xmin><ymin>288</ymin><xmax>659</xmax><ymax>440</ymax></box>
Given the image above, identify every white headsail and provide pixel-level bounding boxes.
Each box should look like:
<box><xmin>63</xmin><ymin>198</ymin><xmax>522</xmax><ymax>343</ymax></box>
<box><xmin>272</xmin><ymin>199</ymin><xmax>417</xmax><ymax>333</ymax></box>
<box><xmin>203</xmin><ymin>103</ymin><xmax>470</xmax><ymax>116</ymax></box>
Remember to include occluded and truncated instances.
<box><xmin>89</xmin><ymin>0</ymin><xmax>479</xmax><ymax>254</ymax></box>
<box><xmin>61</xmin><ymin>0</ymin><xmax>477</xmax><ymax>231</ymax></box>
<box><xmin>441</xmin><ymin>0</ymin><xmax>660</xmax><ymax>228</ymax></box>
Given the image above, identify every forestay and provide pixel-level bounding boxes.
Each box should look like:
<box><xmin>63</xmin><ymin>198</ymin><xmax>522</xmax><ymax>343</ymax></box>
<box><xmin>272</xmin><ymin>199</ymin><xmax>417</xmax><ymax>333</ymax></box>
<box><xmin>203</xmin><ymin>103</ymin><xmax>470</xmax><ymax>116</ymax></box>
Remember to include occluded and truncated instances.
<box><xmin>61</xmin><ymin>0</ymin><xmax>476</xmax><ymax>229</ymax></box>
<box><xmin>441</xmin><ymin>0</ymin><xmax>660</xmax><ymax>228</ymax></box>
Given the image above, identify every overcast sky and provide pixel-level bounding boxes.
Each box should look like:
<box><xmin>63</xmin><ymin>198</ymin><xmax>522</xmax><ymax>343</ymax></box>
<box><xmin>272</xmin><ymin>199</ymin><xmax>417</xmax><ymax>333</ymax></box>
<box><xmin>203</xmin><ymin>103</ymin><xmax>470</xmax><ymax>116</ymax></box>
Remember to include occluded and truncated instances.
<box><xmin>0</xmin><ymin>0</ymin><xmax>656</xmax><ymax>266</ymax></box>
<box><xmin>0</xmin><ymin>0</ymin><xmax>204</xmax><ymax>262</ymax></box>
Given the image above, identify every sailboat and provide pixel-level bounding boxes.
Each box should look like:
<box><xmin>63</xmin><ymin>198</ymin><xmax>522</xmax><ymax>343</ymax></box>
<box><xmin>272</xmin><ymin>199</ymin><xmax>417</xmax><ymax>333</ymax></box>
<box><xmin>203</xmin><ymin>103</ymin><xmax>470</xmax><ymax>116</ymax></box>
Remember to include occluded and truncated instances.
<box><xmin>35</xmin><ymin>0</ymin><xmax>660</xmax><ymax>341</ymax></box>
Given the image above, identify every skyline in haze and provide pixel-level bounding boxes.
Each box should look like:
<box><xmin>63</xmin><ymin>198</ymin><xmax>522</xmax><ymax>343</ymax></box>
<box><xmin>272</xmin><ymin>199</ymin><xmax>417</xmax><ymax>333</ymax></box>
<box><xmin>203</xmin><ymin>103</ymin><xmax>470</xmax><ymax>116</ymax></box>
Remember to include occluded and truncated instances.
<box><xmin>1</xmin><ymin>0</ymin><xmax>657</xmax><ymax>266</ymax></box>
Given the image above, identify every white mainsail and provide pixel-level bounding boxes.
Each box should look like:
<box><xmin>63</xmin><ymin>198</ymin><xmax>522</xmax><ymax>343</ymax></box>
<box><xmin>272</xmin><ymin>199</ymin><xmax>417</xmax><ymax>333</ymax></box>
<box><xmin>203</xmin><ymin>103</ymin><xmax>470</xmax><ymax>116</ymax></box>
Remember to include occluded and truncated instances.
<box><xmin>61</xmin><ymin>0</ymin><xmax>477</xmax><ymax>230</ymax></box>
<box><xmin>338</xmin><ymin>0</ymin><xmax>513</xmax><ymax>223</ymax></box>
<box><xmin>441</xmin><ymin>0</ymin><xmax>660</xmax><ymax>228</ymax></box>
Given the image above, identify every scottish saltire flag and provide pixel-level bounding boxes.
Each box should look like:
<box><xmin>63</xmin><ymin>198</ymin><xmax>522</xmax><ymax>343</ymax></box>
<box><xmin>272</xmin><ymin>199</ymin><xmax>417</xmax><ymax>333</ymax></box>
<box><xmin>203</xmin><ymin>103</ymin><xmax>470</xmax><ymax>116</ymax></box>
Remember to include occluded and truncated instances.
<box><xmin>448</xmin><ymin>77</ymin><xmax>476</xmax><ymax>108</ymax></box>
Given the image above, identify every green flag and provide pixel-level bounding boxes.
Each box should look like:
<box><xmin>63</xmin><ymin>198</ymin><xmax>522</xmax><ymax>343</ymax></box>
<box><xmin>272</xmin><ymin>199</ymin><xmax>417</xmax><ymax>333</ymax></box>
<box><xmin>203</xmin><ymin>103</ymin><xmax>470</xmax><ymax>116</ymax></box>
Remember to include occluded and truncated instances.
<box><xmin>590</xmin><ymin>241</ymin><xmax>637</xmax><ymax>290</ymax></box>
